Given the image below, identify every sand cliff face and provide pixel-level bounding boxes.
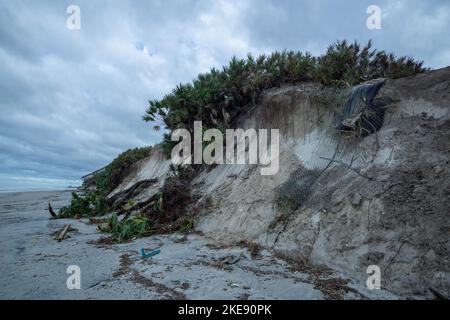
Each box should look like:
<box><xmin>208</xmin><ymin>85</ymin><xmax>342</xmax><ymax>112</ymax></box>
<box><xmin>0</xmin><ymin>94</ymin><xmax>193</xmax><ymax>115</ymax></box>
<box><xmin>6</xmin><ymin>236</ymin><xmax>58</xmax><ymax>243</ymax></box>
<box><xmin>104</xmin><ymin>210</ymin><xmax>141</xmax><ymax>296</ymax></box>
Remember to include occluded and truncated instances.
<box><xmin>109</xmin><ymin>67</ymin><xmax>450</xmax><ymax>298</ymax></box>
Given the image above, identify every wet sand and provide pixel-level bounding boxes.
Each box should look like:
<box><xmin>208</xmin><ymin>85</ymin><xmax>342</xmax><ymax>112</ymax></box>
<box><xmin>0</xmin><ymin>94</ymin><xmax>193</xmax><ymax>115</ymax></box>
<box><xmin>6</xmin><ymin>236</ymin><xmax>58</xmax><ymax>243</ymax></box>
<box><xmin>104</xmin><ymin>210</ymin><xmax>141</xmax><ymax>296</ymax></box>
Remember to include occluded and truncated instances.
<box><xmin>0</xmin><ymin>191</ymin><xmax>394</xmax><ymax>299</ymax></box>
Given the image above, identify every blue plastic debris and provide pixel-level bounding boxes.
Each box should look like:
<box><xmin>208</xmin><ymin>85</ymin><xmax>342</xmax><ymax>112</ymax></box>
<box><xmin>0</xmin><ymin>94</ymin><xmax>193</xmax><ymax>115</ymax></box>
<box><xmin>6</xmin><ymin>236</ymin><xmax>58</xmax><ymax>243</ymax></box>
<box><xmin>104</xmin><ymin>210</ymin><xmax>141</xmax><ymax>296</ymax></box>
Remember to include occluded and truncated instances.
<box><xmin>141</xmin><ymin>248</ymin><xmax>161</xmax><ymax>259</ymax></box>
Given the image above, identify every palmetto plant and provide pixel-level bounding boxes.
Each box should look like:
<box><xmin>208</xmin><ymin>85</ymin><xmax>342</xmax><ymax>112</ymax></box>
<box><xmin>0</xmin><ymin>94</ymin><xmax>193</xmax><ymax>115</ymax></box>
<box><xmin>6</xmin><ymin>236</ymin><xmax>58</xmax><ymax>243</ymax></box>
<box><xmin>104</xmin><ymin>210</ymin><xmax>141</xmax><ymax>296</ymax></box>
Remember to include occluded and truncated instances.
<box><xmin>143</xmin><ymin>40</ymin><xmax>427</xmax><ymax>156</ymax></box>
<box><xmin>101</xmin><ymin>146</ymin><xmax>154</xmax><ymax>192</ymax></box>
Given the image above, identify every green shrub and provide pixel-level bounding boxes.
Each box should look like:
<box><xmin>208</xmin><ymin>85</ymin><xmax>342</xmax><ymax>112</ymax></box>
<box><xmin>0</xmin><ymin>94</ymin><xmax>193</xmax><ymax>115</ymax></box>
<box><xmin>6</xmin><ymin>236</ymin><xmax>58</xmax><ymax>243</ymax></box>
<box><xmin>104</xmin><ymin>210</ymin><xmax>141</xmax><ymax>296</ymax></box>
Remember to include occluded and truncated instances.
<box><xmin>99</xmin><ymin>213</ymin><xmax>153</xmax><ymax>242</ymax></box>
<box><xmin>58</xmin><ymin>191</ymin><xmax>108</xmax><ymax>218</ymax></box>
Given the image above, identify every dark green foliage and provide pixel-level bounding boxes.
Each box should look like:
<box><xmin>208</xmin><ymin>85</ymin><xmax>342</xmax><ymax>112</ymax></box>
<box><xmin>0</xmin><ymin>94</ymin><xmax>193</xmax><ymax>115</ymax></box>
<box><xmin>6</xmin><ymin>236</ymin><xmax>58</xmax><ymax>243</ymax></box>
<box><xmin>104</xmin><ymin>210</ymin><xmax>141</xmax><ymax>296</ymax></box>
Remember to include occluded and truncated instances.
<box><xmin>238</xmin><ymin>239</ymin><xmax>261</xmax><ymax>259</ymax></box>
<box><xmin>275</xmin><ymin>168</ymin><xmax>322</xmax><ymax>212</ymax></box>
<box><xmin>143</xmin><ymin>51</ymin><xmax>318</xmax><ymax>133</ymax></box>
<box><xmin>144</xmin><ymin>40</ymin><xmax>427</xmax><ymax>151</ymax></box>
<box><xmin>178</xmin><ymin>218</ymin><xmax>194</xmax><ymax>234</ymax></box>
<box><xmin>58</xmin><ymin>191</ymin><xmax>108</xmax><ymax>218</ymax></box>
<box><xmin>99</xmin><ymin>213</ymin><xmax>152</xmax><ymax>242</ymax></box>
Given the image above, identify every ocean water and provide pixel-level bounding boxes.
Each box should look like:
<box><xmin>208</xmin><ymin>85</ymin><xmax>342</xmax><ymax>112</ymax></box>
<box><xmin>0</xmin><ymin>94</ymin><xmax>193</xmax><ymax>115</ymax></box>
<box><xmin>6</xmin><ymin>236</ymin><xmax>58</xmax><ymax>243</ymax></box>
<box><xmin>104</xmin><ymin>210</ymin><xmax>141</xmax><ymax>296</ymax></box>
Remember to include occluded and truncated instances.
<box><xmin>0</xmin><ymin>187</ymin><xmax>78</xmax><ymax>194</ymax></box>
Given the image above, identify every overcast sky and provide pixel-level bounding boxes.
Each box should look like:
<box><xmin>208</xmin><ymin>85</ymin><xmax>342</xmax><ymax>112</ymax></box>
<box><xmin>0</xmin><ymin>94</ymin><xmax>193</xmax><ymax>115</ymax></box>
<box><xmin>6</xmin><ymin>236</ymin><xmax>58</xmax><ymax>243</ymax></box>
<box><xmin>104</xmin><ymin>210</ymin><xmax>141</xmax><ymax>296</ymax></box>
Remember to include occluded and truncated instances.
<box><xmin>0</xmin><ymin>0</ymin><xmax>449</xmax><ymax>190</ymax></box>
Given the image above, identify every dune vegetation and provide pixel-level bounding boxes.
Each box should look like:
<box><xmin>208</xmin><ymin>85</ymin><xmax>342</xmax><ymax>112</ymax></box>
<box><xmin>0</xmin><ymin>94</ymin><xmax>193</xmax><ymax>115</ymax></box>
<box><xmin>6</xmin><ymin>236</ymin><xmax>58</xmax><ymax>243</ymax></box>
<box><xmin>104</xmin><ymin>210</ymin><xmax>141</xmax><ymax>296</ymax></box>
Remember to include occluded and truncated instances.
<box><xmin>143</xmin><ymin>40</ymin><xmax>427</xmax><ymax>155</ymax></box>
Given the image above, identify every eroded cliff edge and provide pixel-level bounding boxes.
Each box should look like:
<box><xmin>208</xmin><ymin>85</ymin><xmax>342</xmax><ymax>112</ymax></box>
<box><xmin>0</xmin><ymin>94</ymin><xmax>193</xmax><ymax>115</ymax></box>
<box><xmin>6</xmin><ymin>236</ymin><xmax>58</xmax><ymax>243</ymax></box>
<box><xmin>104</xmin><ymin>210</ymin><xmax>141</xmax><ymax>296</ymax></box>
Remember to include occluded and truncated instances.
<box><xmin>108</xmin><ymin>67</ymin><xmax>450</xmax><ymax>298</ymax></box>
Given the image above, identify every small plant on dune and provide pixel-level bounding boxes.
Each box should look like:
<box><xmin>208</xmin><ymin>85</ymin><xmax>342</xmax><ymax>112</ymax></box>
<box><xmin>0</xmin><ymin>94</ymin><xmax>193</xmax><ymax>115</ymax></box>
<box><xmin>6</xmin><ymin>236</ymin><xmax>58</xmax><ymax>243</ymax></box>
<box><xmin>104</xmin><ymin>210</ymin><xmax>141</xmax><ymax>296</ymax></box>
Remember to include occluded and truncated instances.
<box><xmin>315</xmin><ymin>40</ymin><xmax>426</xmax><ymax>86</ymax></box>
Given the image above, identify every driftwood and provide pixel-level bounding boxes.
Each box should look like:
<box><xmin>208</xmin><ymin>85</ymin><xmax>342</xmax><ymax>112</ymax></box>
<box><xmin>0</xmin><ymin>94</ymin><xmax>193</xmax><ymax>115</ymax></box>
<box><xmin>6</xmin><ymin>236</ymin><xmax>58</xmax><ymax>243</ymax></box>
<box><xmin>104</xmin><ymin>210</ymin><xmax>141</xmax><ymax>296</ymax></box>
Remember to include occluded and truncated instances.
<box><xmin>109</xmin><ymin>178</ymin><xmax>158</xmax><ymax>209</ymax></box>
<box><xmin>48</xmin><ymin>203</ymin><xmax>57</xmax><ymax>218</ymax></box>
<box><xmin>55</xmin><ymin>224</ymin><xmax>70</xmax><ymax>242</ymax></box>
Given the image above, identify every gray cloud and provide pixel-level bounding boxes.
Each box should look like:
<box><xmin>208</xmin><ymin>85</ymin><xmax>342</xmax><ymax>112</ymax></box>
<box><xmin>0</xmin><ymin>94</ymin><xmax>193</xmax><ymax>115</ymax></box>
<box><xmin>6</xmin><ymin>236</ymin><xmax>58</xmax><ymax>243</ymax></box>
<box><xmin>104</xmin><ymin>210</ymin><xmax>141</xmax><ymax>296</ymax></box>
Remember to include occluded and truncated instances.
<box><xmin>0</xmin><ymin>0</ymin><xmax>448</xmax><ymax>190</ymax></box>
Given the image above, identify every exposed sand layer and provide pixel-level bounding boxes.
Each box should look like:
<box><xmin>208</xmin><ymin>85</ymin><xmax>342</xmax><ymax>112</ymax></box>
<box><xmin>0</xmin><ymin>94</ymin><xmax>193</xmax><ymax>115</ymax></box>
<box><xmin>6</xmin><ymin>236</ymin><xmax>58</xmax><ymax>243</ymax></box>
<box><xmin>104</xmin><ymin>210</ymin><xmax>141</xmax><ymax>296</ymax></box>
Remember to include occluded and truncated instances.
<box><xmin>0</xmin><ymin>190</ymin><xmax>395</xmax><ymax>299</ymax></box>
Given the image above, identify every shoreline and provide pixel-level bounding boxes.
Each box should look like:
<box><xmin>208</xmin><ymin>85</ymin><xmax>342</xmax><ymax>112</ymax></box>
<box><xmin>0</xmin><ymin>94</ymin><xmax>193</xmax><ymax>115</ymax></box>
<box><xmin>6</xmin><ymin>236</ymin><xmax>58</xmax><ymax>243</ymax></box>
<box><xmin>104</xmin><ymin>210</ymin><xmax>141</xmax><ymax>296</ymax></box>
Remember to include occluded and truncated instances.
<box><xmin>0</xmin><ymin>188</ymin><xmax>79</xmax><ymax>194</ymax></box>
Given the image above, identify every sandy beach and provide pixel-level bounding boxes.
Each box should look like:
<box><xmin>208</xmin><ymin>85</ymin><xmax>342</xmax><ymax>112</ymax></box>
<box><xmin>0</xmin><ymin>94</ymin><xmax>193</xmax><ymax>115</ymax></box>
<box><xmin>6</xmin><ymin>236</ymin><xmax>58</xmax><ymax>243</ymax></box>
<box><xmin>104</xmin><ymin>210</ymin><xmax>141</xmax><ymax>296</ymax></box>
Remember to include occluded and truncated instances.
<box><xmin>0</xmin><ymin>190</ymin><xmax>395</xmax><ymax>299</ymax></box>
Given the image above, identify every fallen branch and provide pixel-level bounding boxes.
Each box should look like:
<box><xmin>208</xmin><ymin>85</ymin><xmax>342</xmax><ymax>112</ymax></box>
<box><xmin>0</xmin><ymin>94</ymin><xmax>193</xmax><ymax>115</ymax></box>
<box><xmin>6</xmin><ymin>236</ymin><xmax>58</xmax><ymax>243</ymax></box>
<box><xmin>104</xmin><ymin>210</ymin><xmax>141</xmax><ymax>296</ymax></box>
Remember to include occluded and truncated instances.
<box><xmin>48</xmin><ymin>203</ymin><xmax>57</xmax><ymax>218</ymax></box>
